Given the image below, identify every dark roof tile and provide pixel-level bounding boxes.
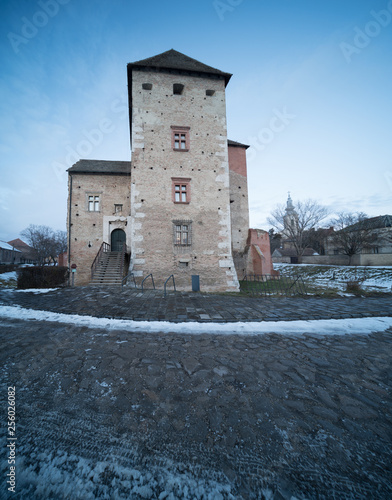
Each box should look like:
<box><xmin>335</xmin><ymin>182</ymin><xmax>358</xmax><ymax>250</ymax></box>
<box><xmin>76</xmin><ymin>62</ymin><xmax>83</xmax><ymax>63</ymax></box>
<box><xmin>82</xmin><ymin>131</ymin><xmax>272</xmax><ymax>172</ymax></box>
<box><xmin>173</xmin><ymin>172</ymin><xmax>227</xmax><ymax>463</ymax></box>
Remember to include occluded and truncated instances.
<box><xmin>68</xmin><ymin>160</ymin><xmax>132</xmax><ymax>175</ymax></box>
<box><xmin>128</xmin><ymin>49</ymin><xmax>232</xmax><ymax>86</ymax></box>
<box><xmin>345</xmin><ymin>215</ymin><xmax>392</xmax><ymax>231</ymax></box>
<box><xmin>228</xmin><ymin>139</ymin><xmax>249</xmax><ymax>149</ymax></box>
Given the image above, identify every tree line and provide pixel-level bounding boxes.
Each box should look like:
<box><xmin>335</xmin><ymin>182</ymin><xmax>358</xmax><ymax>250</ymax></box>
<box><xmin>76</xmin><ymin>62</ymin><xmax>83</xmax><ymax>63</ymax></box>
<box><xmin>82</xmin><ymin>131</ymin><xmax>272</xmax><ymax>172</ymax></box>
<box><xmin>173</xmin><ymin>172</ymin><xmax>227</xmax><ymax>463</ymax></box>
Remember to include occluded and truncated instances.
<box><xmin>267</xmin><ymin>200</ymin><xmax>383</xmax><ymax>264</ymax></box>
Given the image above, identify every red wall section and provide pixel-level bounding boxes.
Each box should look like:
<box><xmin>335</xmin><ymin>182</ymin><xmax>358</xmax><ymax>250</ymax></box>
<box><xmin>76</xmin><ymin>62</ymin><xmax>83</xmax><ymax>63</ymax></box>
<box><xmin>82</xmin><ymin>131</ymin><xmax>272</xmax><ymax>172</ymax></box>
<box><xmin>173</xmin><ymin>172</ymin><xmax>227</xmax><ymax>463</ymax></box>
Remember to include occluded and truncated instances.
<box><xmin>228</xmin><ymin>145</ymin><xmax>247</xmax><ymax>177</ymax></box>
<box><xmin>247</xmin><ymin>229</ymin><xmax>279</xmax><ymax>276</ymax></box>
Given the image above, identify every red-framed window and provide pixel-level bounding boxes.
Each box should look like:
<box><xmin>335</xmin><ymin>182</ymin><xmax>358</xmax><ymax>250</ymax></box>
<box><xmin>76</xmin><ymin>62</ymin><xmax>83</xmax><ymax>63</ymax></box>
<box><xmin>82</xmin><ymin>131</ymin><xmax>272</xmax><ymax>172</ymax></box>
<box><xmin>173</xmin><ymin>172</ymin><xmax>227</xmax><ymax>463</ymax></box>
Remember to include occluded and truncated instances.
<box><xmin>172</xmin><ymin>177</ymin><xmax>191</xmax><ymax>204</ymax></box>
<box><xmin>171</xmin><ymin>126</ymin><xmax>190</xmax><ymax>152</ymax></box>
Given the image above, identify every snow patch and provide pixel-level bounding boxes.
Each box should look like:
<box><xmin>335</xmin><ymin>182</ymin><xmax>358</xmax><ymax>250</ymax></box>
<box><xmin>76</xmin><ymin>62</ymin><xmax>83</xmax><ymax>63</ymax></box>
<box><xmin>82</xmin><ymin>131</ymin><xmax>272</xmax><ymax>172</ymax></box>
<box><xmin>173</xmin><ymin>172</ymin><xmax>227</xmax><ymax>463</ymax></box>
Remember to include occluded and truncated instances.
<box><xmin>0</xmin><ymin>304</ymin><xmax>392</xmax><ymax>336</ymax></box>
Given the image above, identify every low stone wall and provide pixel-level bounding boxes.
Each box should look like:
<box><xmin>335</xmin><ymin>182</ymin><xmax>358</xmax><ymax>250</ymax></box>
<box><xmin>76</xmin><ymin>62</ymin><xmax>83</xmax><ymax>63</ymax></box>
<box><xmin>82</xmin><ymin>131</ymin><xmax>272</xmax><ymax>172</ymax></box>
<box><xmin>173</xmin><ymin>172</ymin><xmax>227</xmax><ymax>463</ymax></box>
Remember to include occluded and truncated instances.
<box><xmin>352</xmin><ymin>253</ymin><xmax>392</xmax><ymax>266</ymax></box>
<box><xmin>275</xmin><ymin>254</ymin><xmax>392</xmax><ymax>266</ymax></box>
<box><xmin>301</xmin><ymin>255</ymin><xmax>350</xmax><ymax>265</ymax></box>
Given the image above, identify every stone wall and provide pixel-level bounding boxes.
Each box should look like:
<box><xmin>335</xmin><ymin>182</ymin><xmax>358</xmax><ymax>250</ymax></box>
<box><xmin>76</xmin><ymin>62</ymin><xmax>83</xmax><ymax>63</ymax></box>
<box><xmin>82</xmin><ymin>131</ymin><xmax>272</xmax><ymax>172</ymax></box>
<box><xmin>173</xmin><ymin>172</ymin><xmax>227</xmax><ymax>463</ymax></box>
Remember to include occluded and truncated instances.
<box><xmin>130</xmin><ymin>69</ymin><xmax>239</xmax><ymax>291</ymax></box>
<box><xmin>67</xmin><ymin>173</ymin><xmax>131</xmax><ymax>285</ymax></box>
<box><xmin>274</xmin><ymin>254</ymin><xmax>392</xmax><ymax>266</ymax></box>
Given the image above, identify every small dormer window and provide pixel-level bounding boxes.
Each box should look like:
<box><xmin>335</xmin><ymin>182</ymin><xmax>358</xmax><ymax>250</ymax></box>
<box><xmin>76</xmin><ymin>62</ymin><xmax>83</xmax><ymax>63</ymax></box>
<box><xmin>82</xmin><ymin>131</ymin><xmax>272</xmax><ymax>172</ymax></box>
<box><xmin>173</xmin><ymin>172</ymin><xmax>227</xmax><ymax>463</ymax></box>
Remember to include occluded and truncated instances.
<box><xmin>173</xmin><ymin>83</ymin><xmax>184</xmax><ymax>95</ymax></box>
<box><xmin>206</xmin><ymin>89</ymin><xmax>215</xmax><ymax>96</ymax></box>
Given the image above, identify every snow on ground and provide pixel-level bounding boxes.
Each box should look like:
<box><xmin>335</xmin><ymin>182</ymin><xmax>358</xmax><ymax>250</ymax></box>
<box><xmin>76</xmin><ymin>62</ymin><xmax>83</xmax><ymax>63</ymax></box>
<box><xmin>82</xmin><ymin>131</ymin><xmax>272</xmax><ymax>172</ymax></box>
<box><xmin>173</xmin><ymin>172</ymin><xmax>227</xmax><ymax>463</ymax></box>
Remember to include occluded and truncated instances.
<box><xmin>0</xmin><ymin>287</ymin><xmax>58</xmax><ymax>294</ymax></box>
<box><xmin>0</xmin><ymin>435</ymin><xmax>237</xmax><ymax>500</ymax></box>
<box><xmin>275</xmin><ymin>264</ymin><xmax>392</xmax><ymax>292</ymax></box>
<box><xmin>0</xmin><ymin>271</ymin><xmax>17</xmax><ymax>282</ymax></box>
<box><xmin>0</xmin><ymin>304</ymin><xmax>391</xmax><ymax>336</ymax></box>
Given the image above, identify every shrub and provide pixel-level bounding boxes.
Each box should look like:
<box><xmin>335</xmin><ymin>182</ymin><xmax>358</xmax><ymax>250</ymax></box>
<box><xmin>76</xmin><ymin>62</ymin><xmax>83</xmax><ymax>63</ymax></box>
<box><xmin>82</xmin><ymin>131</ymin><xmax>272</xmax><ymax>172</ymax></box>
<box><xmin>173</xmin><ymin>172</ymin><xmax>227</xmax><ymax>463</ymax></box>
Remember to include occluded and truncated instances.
<box><xmin>346</xmin><ymin>280</ymin><xmax>361</xmax><ymax>293</ymax></box>
<box><xmin>0</xmin><ymin>264</ymin><xmax>17</xmax><ymax>274</ymax></box>
<box><xmin>17</xmin><ymin>266</ymin><xmax>69</xmax><ymax>289</ymax></box>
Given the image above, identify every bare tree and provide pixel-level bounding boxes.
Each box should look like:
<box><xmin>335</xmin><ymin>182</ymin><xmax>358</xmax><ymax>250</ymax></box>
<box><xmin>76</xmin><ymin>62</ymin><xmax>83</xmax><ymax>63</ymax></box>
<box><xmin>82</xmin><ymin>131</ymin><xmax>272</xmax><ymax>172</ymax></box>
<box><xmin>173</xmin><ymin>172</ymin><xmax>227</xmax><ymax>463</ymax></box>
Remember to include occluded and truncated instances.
<box><xmin>268</xmin><ymin>199</ymin><xmax>329</xmax><ymax>261</ymax></box>
<box><xmin>330</xmin><ymin>212</ymin><xmax>378</xmax><ymax>265</ymax></box>
<box><xmin>21</xmin><ymin>225</ymin><xmax>67</xmax><ymax>265</ymax></box>
<box><xmin>268</xmin><ymin>228</ymin><xmax>282</xmax><ymax>254</ymax></box>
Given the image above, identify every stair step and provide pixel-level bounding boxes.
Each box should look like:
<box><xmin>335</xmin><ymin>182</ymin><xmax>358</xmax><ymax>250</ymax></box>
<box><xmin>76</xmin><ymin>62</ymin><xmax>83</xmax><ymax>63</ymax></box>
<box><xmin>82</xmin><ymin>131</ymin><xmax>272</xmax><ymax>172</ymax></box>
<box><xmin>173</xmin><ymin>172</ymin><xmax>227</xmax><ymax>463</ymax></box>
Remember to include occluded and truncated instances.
<box><xmin>91</xmin><ymin>249</ymin><xmax>126</xmax><ymax>286</ymax></box>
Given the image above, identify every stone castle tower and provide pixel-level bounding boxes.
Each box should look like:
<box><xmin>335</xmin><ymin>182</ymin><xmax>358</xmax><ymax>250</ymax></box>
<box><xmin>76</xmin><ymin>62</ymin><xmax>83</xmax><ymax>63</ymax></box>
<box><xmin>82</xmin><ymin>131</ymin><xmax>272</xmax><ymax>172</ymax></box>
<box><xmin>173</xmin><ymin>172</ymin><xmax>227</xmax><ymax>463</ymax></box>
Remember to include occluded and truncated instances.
<box><xmin>67</xmin><ymin>50</ymin><xmax>276</xmax><ymax>290</ymax></box>
<box><xmin>128</xmin><ymin>50</ymin><xmax>238</xmax><ymax>291</ymax></box>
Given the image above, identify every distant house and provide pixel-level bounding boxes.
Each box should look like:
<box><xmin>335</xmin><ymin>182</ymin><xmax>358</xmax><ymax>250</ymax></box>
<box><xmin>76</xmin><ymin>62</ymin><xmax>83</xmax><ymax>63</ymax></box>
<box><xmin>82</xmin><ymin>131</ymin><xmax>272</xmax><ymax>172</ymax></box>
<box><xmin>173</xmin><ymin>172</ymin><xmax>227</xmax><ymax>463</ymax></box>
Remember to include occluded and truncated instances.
<box><xmin>326</xmin><ymin>215</ymin><xmax>392</xmax><ymax>266</ymax></box>
<box><xmin>0</xmin><ymin>241</ymin><xmax>22</xmax><ymax>265</ymax></box>
<box><xmin>272</xmin><ymin>247</ymin><xmax>319</xmax><ymax>264</ymax></box>
<box><xmin>7</xmin><ymin>239</ymin><xmax>37</xmax><ymax>265</ymax></box>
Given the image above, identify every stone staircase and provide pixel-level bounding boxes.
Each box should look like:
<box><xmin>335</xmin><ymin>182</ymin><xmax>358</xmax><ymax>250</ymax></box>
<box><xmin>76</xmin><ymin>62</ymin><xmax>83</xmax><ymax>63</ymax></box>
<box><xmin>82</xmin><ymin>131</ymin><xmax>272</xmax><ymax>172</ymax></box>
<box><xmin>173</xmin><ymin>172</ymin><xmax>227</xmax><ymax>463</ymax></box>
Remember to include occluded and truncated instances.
<box><xmin>90</xmin><ymin>251</ymin><xmax>124</xmax><ymax>286</ymax></box>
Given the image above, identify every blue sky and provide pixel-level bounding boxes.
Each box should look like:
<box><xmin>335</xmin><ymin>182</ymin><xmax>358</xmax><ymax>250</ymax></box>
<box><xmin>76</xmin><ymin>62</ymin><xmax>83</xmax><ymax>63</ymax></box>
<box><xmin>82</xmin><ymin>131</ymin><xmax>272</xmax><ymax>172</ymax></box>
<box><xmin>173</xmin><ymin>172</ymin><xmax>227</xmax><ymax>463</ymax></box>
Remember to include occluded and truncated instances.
<box><xmin>0</xmin><ymin>0</ymin><xmax>391</xmax><ymax>242</ymax></box>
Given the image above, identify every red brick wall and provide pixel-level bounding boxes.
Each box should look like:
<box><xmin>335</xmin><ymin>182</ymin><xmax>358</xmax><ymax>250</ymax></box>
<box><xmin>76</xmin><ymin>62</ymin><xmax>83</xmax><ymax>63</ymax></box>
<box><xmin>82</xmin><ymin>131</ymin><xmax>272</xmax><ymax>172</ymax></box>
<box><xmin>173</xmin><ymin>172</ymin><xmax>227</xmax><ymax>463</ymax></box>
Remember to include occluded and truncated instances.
<box><xmin>228</xmin><ymin>146</ymin><xmax>247</xmax><ymax>177</ymax></box>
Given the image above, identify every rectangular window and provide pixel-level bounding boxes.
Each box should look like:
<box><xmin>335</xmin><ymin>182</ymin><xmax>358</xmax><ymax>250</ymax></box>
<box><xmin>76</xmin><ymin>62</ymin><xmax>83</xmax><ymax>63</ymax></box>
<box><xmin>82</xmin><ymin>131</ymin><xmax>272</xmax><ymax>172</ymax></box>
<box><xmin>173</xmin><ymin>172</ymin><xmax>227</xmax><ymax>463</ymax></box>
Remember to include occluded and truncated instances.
<box><xmin>173</xmin><ymin>220</ymin><xmax>192</xmax><ymax>247</ymax></box>
<box><xmin>174</xmin><ymin>184</ymin><xmax>187</xmax><ymax>203</ymax></box>
<box><xmin>172</xmin><ymin>177</ymin><xmax>191</xmax><ymax>204</ymax></box>
<box><xmin>174</xmin><ymin>133</ymin><xmax>187</xmax><ymax>150</ymax></box>
<box><xmin>114</xmin><ymin>204</ymin><xmax>123</xmax><ymax>213</ymax></box>
<box><xmin>88</xmin><ymin>195</ymin><xmax>100</xmax><ymax>212</ymax></box>
<box><xmin>171</xmin><ymin>126</ymin><xmax>190</xmax><ymax>151</ymax></box>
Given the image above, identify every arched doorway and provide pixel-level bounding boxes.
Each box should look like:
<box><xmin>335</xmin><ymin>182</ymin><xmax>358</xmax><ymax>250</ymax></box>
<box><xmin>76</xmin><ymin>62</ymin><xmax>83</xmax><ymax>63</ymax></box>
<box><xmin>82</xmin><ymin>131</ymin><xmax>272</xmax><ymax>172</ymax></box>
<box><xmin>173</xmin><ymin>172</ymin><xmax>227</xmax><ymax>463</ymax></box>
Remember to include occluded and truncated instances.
<box><xmin>111</xmin><ymin>228</ymin><xmax>126</xmax><ymax>252</ymax></box>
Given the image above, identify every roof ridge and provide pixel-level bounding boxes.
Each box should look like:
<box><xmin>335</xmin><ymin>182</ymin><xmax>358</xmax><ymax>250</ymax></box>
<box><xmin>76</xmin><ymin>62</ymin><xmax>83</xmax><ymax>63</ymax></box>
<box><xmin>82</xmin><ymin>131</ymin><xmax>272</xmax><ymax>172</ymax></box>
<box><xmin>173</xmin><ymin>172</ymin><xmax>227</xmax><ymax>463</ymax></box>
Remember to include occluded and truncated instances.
<box><xmin>128</xmin><ymin>49</ymin><xmax>232</xmax><ymax>86</ymax></box>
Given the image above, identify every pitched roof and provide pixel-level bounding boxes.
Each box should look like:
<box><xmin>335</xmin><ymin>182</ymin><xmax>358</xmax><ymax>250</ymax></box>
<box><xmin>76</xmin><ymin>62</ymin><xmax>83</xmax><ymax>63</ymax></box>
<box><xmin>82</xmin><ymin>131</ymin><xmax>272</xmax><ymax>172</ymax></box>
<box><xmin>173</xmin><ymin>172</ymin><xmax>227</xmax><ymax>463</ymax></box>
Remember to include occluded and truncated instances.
<box><xmin>8</xmin><ymin>239</ymin><xmax>31</xmax><ymax>251</ymax></box>
<box><xmin>0</xmin><ymin>240</ymin><xmax>21</xmax><ymax>252</ymax></box>
<box><xmin>68</xmin><ymin>160</ymin><xmax>132</xmax><ymax>175</ymax></box>
<box><xmin>128</xmin><ymin>49</ymin><xmax>232</xmax><ymax>86</ymax></box>
<box><xmin>228</xmin><ymin>139</ymin><xmax>250</xmax><ymax>149</ymax></box>
<box><xmin>345</xmin><ymin>215</ymin><xmax>392</xmax><ymax>232</ymax></box>
<box><xmin>273</xmin><ymin>247</ymin><xmax>318</xmax><ymax>257</ymax></box>
<box><xmin>8</xmin><ymin>239</ymin><xmax>36</xmax><ymax>258</ymax></box>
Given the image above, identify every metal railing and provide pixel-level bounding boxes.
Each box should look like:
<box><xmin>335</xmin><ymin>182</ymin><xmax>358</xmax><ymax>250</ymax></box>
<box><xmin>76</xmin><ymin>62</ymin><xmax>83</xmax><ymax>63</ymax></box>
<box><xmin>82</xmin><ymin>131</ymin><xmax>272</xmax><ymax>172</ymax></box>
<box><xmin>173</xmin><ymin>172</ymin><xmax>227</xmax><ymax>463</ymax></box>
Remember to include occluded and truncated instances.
<box><xmin>119</xmin><ymin>242</ymin><xmax>127</xmax><ymax>282</ymax></box>
<box><xmin>91</xmin><ymin>242</ymin><xmax>110</xmax><ymax>280</ymax></box>
<box><xmin>141</xmin><ymin>273</ymin><xmax>155</xmax><ymax>292</ymax></box>
<box><xmin>241</xmin><ymin>274</ymin><xmax>307</xmax><ymax>297</ymax></box>
<box><xmin>122</xmin><ymin>271</ymin><xmax>137</xmax><ymax>289</ymax></box>
<box><xmin>164</xmin><ymin>275</ymin><xmax>176</xmax><ymax>297</ymax></box>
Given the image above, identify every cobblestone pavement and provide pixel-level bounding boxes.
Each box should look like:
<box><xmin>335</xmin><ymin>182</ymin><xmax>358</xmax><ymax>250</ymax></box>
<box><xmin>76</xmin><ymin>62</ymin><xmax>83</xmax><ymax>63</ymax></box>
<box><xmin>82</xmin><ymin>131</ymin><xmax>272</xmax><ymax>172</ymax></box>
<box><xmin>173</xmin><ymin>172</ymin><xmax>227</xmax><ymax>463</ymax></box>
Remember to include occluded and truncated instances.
<box><xmin>0</xmin><ymin>286</ymin><xmax>392</xmax><ymax>322</ymax></box>
<box><xmin>1</xmin><ymin>304</ymin><xmax>392</xmax><ymax>498</ymax></box>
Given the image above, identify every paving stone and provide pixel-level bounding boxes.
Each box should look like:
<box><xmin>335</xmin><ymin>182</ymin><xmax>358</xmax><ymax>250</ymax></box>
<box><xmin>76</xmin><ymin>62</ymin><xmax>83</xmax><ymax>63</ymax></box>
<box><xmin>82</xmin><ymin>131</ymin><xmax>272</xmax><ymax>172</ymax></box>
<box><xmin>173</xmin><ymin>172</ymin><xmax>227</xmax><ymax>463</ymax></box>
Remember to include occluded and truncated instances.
<box><xmin>1</xmin><ymin>289</ymin><xmax>392</xmax><ymax>498</ymax></box>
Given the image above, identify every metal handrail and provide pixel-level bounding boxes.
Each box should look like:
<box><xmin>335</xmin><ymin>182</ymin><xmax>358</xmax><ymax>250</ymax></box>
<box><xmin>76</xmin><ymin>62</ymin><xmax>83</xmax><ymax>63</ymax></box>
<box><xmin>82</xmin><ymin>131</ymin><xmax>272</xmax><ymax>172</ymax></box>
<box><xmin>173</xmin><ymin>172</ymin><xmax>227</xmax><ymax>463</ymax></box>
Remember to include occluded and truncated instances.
<box><xmin>91</xmin><ymin>241</ymin><xmax>110</xmax><ymax>279</ymax></box>
<box><xmin>122</xmin><ymin>271</ymin><xmax>137</xmax><ymax>289</ymax></box>
<box><xmin>164</xmin><ymin>274</ymin><xmax>176</xmax><ymax>297</ymax></box>
<box><xmin>119</xmin><ymin>242</ymin><xmax>127</xmax><ymax>283</ymax></box>
<box><xmin>141</xmin><ymin>273</ymin><xmax>155</xmax><ymax>292</ymax></box>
